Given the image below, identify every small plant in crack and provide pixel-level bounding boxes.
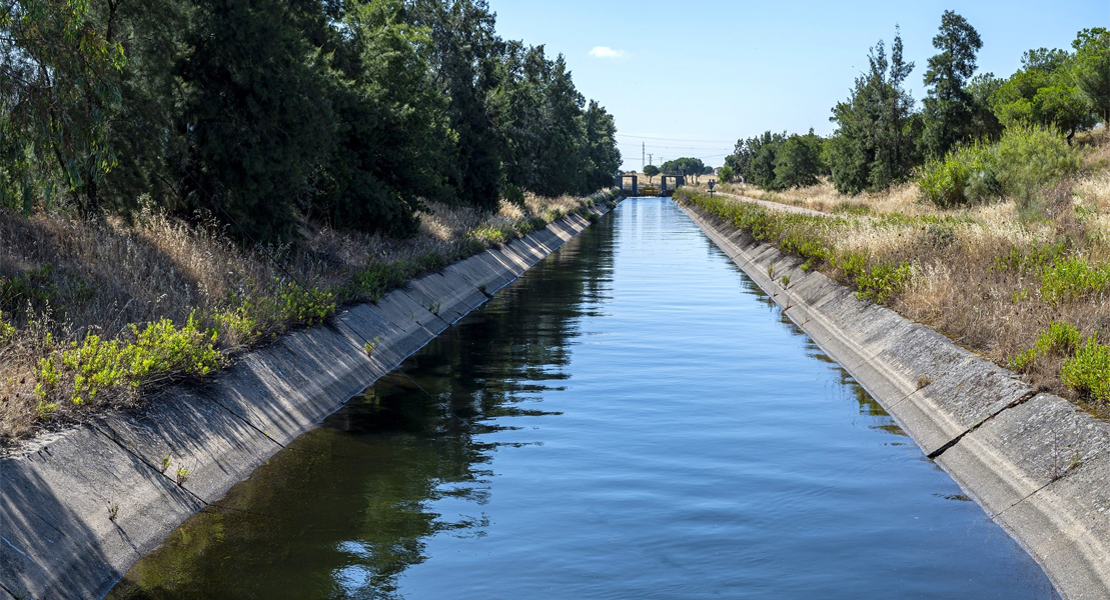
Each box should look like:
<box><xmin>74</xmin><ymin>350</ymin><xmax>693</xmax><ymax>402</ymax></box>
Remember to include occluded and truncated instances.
<box><xmin>175</xmin><ymin>466</ymin><xmax>190</xmax><ymax>486</ymax></box>
<box><xmin>363</xmin><ymin>336</ymin><xmax>381</xmax><ymax>357</ymax></box>
<box><xmin>1068</xmin><ymin>449</ymin><xmax>1084</xmax><ymax>471</ymax></box>
<box><xmin>159</xmin><ymin>454</ymin><xmax>170</xmax><ymax>474</ymax></box>
<box><xmin>107</xmin><ymin>500</ymin><xmax>120</xmax><ymax>521</ymax></box>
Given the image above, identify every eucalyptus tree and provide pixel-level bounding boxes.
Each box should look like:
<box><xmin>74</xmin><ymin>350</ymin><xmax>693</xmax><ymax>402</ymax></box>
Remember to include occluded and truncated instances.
<box><xmin>0</xmin><ymin>0</ymin><xmax>126</xmax><ymax>214</ymax></box>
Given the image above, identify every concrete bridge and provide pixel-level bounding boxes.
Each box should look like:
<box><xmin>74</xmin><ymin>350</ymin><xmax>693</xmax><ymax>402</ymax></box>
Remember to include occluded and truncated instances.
<box><xmin>614</xmin><ymin>173</ymin><xmax>686</xmax><ymax>197</ymax></box>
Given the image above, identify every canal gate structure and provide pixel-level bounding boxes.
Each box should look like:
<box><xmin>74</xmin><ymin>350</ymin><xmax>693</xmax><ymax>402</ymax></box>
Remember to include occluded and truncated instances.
<box><xmin>615</xmin><ymin>173</ymin><xmax>686</xmax><ymax>197</ymax></box>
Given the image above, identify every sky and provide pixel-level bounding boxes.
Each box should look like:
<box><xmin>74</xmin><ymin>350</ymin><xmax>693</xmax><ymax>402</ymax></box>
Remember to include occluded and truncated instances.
<box><xmin>489</xmin><ymin>0</ymin><xmax>1110</xmax><ymax>171</ymax></box>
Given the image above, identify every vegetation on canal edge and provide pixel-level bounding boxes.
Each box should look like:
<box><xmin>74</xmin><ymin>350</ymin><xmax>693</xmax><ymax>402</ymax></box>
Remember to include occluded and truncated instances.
<box><xmin>0</xmin><ymin>0</ymin><xmax>625</xmax><ymax>446</ymax></box>
<box><xmin>677</xmin><ymin>124</ymin><xmax>1110</xmax><ymax>416</ymax></box>
<box><xmin>0</xmin><ymin>190</ymin><xmax>617</xmax><ymax>444</ymax></box>
<box><xmin>692</xmin><ymin>13</ymin><xmax>1109</xmax><ymax>413</ymax></box>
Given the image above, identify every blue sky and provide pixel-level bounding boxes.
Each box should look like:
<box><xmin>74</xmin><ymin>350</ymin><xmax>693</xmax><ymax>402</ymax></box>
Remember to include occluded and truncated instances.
<box><xmin>489</xmin><ymin>0</ymin><xmax>1110</xmax><ymax>171</ymax></box>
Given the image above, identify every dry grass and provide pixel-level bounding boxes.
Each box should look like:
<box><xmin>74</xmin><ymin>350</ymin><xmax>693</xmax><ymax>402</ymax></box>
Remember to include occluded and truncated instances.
<box><xmin>683</xmin><ymin>132</ymin><xmax>1110</xmax><ymax>417</ymax></box>
<box><xmin>0</xmin><ymin>191</ymin><xmax>615</xmax><ymax>443</ymax></box>
<box><xmin>718</xmin><ymin>180</ymin><xmax>940</xmax><ymax>217</ymax></box>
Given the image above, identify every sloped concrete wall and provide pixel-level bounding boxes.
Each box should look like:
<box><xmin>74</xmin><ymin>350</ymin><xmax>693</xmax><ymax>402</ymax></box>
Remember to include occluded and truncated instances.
<box><xmin>0</xmin><ymin>202</ymin><xmax>615</xmax><ymax>600</ymax></box>
<box><xmin>680</xmin><ymin>201</ymin><xmax>1110</xmax><ymax>600</ymax></box>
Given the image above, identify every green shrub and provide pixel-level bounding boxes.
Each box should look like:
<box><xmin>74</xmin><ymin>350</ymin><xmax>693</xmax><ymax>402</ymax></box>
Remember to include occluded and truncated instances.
<box><xmin>0</xmin><ymin>265</ymin><xmax>58</xmax><ymax>318</ymax></box>
<box><xmin>502</xmin><ymin>183</ymin><xmax>526</xmax><ymax>207</ymax></box>
<box><xmin>1040</xmin><ymin>256</ymin><xmax>1110</xmax><ymax>303</ymax></box>
<box><xmin>278</xmin><ymin>281</ymin><xmax>335</xmax><ymax>327</ymax></box>
<box><xmin>917</xmin><ymin>142</ymin><xmax>999</xmax><ymax>208</ymax></box>
<box><xmin>1062</xmin><ymin>336</ymin><xmax>1110</xmax><ymax>402</ymax></box>
<box><xmin>854</xmin><ymin>262</ymin><xmax>913</xmax><ymax>304</ymax></box>
<box><xmin>0</xmin><ymin>311</ymin><xmax>14</xmax><ymax>343</ymax></box>
<box><xmin>34</xmin><ymin>312</ymin><xmax>220</xmax><ymax>406</ymax></box>
<box><xmin>1010</xmin><ymin>321</ymin><xmax>1081</xmax><ymax>371</ymax></box>
<box><xmin>993</xmin><ymin>124</ymin><xmax>1081</xmax><ymax>211</ymax></box>
<box><xmin>468</xmin><ymin>225</ymin><xmax>512</xmax><ymax>247</ymax></box>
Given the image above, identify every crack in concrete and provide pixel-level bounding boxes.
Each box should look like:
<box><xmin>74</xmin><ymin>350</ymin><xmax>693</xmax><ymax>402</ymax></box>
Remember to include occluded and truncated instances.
<box><xmin>927</xmin><ymin>391</ymin><xmax>1039</xmax><ymax>460</ymax></box>
<box><xmin>0</xmin><ymin>580</ymin><xmax>20</xmax><ymax>600</ymax></box>
<box><xmin>195</xmin><ymin>388</ymin><xmax>287</xmax><ymax>451</ymax></box>
<box><xmin>89</xmin><ymin>423</ymin><xmax>209</xmax><ymax>509</ymax></box>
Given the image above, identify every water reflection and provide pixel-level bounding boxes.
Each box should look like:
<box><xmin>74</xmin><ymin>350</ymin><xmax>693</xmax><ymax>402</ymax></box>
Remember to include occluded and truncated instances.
<box><xmin>109</xmin><ymin>214</ymin><xmax>616</xmax><ymax>600</ymax></box>
<box><xmin>109</xmin><ymin>200</ymin><xmax>1055</xmax><ymax>600</ymax></box>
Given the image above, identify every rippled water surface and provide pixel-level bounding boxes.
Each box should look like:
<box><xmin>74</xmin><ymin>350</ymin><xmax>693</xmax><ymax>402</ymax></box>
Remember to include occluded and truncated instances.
<box><xmin>109</xmin><ymin>198</ymin><xmax>1057</xmax><ymax>599</ymax></box>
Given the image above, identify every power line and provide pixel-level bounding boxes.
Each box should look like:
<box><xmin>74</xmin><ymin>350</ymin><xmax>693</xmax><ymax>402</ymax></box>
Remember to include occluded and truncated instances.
<box><xmin>616</xmin><ymin>133</ymin><xmax>735</xmax><ymax>143</ymax></box>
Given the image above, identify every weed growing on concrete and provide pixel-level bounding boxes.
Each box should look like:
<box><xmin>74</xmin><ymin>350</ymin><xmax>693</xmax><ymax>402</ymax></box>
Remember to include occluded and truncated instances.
<box><xmin>33</xmin><ymin>312</ymin><xmax>220</xmax><ymax>407</ymax></box>
<box><xmin>175</xmin><ymin>466</ymin><xmax>190</xmax><ymax>486</ymax></box>
<box><xmin>160</xmin><ymin>455</ymin><xmax>170</xmax><ymax>474</ymax></box>
<box><xmin>363</xmin><ymin>337</ymin><xmax>380</xmax><ymax>357</ymax></box>
<box><xmin>0</xmin><ymin>189</ymin><xmax>616</xmax><ymax>443</ymax></box>
<box><xmin>107</xmin><ymin>501</ymin><xmax>119</xmax><ymax>521</ymax></box>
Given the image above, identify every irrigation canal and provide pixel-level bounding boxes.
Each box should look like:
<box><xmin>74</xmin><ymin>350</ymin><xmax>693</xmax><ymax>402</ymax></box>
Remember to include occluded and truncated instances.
<box><xmin>108</xmin><ymin>198</ymin><xmax>1057</xmax><ymax>599</ymax></box>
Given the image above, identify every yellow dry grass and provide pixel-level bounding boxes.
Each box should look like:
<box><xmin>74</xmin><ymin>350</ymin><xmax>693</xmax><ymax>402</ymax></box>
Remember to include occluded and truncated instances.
<box><xmin>0</xmin><ymin>191</ymin><xmax>613</xmax><ymax>442</ymax></box>
<box><xmin>696</xmin><ymin>133</ymin><xmax>1110</xmax><ymax>416</ymax></box>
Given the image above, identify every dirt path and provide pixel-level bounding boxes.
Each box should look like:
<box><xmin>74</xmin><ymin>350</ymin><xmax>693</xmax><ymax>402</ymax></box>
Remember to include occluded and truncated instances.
<box><xmin>713</xmin><ymin>191</ymin><xmax>828</xmax><ymax>217</ymax></box>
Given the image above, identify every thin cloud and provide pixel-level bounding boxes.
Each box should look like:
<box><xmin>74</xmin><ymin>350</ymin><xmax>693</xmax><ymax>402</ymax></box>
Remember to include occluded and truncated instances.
<box><xmin>589</xmin><ymin>46</ymin><xmax>628</xmax><ymax>59</ymax></box>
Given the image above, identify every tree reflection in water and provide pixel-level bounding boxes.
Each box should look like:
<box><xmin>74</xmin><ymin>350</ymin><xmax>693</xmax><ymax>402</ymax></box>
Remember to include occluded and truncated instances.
<box><xmin>108</xmin><ymin>215</ymin><xmax>616</xmax><ymax>600</ymax></box>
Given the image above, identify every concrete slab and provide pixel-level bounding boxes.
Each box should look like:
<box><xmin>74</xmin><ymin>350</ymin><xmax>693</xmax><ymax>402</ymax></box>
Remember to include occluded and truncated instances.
<box><xmin>0</xmin><ymin>198</ymin><xmax>620</xmax><ymax>600</ymax></box>
<box><xmin>678</xmin><ymin>198</ymin><xmax>1110</xmax><ymax>600</ymax></box>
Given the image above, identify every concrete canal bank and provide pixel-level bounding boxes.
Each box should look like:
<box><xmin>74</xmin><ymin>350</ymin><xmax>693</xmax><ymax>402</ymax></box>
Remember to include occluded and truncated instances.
<box><xmin>678</xmin><ymin>199</ymin><xmax>1110</xmax><ymax>600</ymax></box>
<box><xmin>0</xmin><ymin>201</ymin><xmax>617</xmax><ymax>600</ymax></box>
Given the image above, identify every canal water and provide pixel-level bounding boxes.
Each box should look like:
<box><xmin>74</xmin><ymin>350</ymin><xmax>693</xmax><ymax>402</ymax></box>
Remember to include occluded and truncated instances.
<box><xmin>108</xmin><ymin>198</ymin><xmax>1057</xmax><ymax>599</ymax></box>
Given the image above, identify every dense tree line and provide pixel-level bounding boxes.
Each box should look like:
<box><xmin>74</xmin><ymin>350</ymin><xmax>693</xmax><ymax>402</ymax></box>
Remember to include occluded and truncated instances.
<box><xmin>0</xmin><ymin>0</ymin><xmax>621</xmax><ymax>242</ymax></box>
<box><xmin>723</xmin><ymin>13</ymin><xmax>1109</xmax><ymax>195</ymax></box>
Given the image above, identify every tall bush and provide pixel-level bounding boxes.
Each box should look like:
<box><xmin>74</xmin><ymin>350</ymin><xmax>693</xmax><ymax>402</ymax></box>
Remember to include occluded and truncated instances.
<box><xmin>993</xmin><ymin>124</ymin><xmax>1080</xmax><ymax>210</ymax></box>
<box><xmin>916</xmin><ymin>142</ymin><xmax>998</xmax><ymax>208</ymax></box>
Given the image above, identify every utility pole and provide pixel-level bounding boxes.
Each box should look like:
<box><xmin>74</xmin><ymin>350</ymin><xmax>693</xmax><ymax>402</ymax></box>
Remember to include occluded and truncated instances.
<box><xmin>641</xmin><ymin>143</ymin><xmax>645</xmax><ymax>171</ymax></box>
<box><xmin>647</xmin><ymin>153</ymin><xmax>653</xmax><ymax>166</ymax></box>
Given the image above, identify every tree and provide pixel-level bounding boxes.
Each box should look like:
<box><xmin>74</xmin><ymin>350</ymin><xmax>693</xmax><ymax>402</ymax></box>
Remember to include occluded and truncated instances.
<box><xmin>642</xmin><ymin>164</ymin><xmax>660</xmax><ymax>183</ymax></box>
<box><xmin>992</xmin><ymin>47</ymin><xmax>1097</xmax><ymax>144</ymax></box>
<box><xmin>660</xmin><ymin>157</ymin><xmax>706</xmax><ymax>183</ymax></box>
<box><xmin>825</xmin><ymin>31</ymin><xmax>918</xmax><ymax>194</ymax></box>
<box><xmin>773</xmin><ymin>131</ymin><xmax>824</xmax><ymax>189</ymax></box>
<box><xmin>921</xmin><ymin>11</ymin><xmax>983</xmax><ymax>159</ymax></box>
<box><xmin>0</xmin><ymin>0</ymin><xmax>127</xmax><ymax>214</ymax></box>
<box><xmin>1073</xmin><ymin>28</ymin><xmax>1110</xmax><ymax>128</ymax></box>
<box><xmin>583</xmin><ymin>101</ymin><xmax>622</xmax><ymax>194</ymax></box>
<box><xmin>90</xmin><ymin>0</ymin><xmax>193</xmax><ymax>215</ymax></box>
<box><xmin>716</xmin><ymin>165</ymin><xmax>734</xmax><ymax>183</ymax></box>
<box><xmin>308</xmin><ymin>0</ymin><xmax>454</xmax><ymax>237</ymax></box>
<box><xmin>531</xmin><ymin>54</ymin><xmax>587</xmax><ymax>197</ymax></box>
<box><xmin>410</xmin><ymin>0</ymin><xmax>504</xmax><ymax>210</ymax></box>
<box><xmin>967</xmin><ymin>73</ymin><xmax>1004</xmax><ymax>141</ymax></box>
<box><xmin>177</xmin><ymin>0</ymin><xmax>336</xmax><ymax>243</ymax></box>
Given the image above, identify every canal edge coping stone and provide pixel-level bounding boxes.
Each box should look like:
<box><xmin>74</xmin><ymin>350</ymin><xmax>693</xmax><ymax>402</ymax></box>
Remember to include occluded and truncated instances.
<box><xmin>679</xmin><ymin>200</ymin><xmax>1110</xmax><ymax>600</ymax></box>
<box><xmin>0</xmin><ymin>200</ymin><xmax>619</xmax><ymax>600</ymax></box>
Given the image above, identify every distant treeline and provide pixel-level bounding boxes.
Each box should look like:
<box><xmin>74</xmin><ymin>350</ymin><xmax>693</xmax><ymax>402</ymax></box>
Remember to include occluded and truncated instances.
<box><xmin>0</xmin><ymin>0</ymin><xmax>621</xmax><ymax>242</ymax></box>
<box><xmin>723</xmin><ymin>13</ymin><xmax>1109</xmax><ymax>194</ymax></box>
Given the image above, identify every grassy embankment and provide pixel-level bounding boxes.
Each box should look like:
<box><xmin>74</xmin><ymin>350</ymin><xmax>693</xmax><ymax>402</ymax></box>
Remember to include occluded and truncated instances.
<box><xmin>677</xmin><ymin>129</ymin><xmax>1110</xmax><ymax>416</ymax></box>
<box><xmin>0</xmin><ymin>191</ymin><xmax>617</xmax><ymax>444</ymax></box>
